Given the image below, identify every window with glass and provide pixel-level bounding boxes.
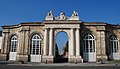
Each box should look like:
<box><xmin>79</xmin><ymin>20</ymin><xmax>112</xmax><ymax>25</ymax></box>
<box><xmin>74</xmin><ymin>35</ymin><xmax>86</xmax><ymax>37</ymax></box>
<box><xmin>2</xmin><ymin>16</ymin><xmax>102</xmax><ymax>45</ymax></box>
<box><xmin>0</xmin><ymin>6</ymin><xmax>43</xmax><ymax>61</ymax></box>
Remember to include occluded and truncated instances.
<box><xmin>10</xmin><ymin>36</ymin><xmax>18</xmax><ymax>52</ymax></box>
<box><xmin>31</xmin><ymin>34</ymin><xmax>42</xmax><ymax>55</ymax></box>
<box><xmin>84</xmin><ymin>34</ymin><xmax>95</xmax><ymax>52</ymax></box>
<box><xmin>110</xmin><ymin>36</ymin><xmax>119</xmax><ymax>53</ymax></box>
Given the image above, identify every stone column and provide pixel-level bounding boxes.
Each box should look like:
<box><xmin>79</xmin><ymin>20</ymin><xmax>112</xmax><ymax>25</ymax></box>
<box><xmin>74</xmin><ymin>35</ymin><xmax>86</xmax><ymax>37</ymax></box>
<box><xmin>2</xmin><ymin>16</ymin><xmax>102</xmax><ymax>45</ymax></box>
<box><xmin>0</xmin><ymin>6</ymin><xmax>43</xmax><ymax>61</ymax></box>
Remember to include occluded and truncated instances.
<box><xmin>76</xmin><ymin>28</ymin><xmax>80</xmax><ymax>56</ymax></box>
<box><xmin>45</xmin><ymin>28</ymin><xmax>54</xmax><ymax>63</ymax></box>
<box><xmin>70</xmin><ymin>28</ymin><xmax>74</xmax><ymax>56</ymax></box>
<box><xmin>75</xmin><ymin>28</ymin><xmax>83</xmax><ymax>63</ymax></box>
<box><xmin>69</xmin><ymin>28</ymin><xmax>77</xmax><ymax>63</ymax></box>
<box><xmin>43</xmin><ymin>29</ymin><xmax>48</xmax><ymax>56</ymax></box>
<box><xmin>49</xmin><ymin>28</ymin><xmax>53</xmax><ymax>56</ymax></box>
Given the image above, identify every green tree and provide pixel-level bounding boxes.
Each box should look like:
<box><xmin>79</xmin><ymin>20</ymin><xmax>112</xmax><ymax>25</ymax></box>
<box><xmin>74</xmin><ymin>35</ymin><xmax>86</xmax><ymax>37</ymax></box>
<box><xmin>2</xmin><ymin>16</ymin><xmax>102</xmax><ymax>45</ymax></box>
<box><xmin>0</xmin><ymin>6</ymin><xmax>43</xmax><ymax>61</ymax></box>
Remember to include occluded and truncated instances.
<box><xmin>55</xmin><ymin>43</ymin><xmax>59</xmax><ymax>56</ymax></box>
<box><xmin>64</xmin><ymin>41</ymin><xmax>68</xmax><ymax>52</ymax></box>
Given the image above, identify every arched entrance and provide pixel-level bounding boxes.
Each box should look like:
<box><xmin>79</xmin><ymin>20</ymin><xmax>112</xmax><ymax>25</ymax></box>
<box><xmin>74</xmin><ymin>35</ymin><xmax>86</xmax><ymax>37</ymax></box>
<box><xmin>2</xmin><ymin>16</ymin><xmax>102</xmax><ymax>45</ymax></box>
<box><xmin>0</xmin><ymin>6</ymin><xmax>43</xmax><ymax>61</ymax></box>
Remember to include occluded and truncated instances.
<box><xmin>30</xmin><ymin>34</ymin><xmax>42</xmax><ymax>62</ymax></box>
<box><xmin>55</xmin><ymin>31</ymin><xmax>69</xmax><ymax>63</ymax></box>
<box><xmin>43</xmin><ymin>21</ymin><xmax>82</xmax><ymax>63</ymax></box>
<box><xmin>83</xmin><ymin>34</ymin><xmax>96</xmax><ymax>62</ymax></box>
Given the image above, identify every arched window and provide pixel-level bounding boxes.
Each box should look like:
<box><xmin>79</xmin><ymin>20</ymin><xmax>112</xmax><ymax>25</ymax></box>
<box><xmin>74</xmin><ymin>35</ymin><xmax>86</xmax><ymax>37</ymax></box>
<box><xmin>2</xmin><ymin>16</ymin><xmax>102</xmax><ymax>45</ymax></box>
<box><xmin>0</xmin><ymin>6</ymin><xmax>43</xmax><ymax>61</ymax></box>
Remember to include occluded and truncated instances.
<box><xmin>10</xmin><ymin>35</ymin><xmax>18</xmax><ymax>52</ymax></box>
<box><xmin>110</xmin><ymin>36</ymin><xmax>119</xmax><ymax>53</ymax></box>
<box><xmin>83</xmin><ymin>34</ymin><xmax>95</xmax><ymax>52</ymax></box>
<box><xmin>31</xmin><ymin>34</ymin><xmax>42</xmax><ymax>55</ymax></box>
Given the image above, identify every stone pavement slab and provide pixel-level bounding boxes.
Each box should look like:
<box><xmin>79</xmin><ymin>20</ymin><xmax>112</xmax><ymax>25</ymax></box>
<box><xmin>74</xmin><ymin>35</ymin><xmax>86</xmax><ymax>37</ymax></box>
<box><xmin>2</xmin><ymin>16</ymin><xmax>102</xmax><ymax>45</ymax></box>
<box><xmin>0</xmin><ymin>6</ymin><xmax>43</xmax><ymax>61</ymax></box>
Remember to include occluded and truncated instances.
<box><xmin>0</xmin><ymin>61</ymin><xmax>120</xmax><ymax>66</ymax></box>
<box><xmin>7</xmin><ymin>63</ymin><xmax>120</xmax><ymax>66</ymax></box>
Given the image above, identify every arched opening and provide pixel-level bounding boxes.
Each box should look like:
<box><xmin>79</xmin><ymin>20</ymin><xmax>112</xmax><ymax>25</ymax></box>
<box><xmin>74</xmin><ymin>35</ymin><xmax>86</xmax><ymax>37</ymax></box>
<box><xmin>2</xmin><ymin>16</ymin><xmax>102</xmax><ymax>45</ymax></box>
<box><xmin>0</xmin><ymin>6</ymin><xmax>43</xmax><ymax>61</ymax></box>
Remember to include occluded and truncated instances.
<box><xmin>9</xmin><ymin>35</ymin><xmax>18</xmax><ymax>61</ymax></box>
<box><xmin>30</xmin><ymin>34</ymin><xmax>42</xmax><ymax>62</ymax></box>
<box><xmin>55</xmin><ymin>31</ymin><xmax>68</xmax><ymax>63</ymax></box>
<box><xmin>83</xmin><ymin>34</ymin><xmax>96</xmax><ymax>62</ymax></box>
<box><xmin>109</xmin><ymin>36</ymin><xmax>119</xmax><ymax>60</ymax></box>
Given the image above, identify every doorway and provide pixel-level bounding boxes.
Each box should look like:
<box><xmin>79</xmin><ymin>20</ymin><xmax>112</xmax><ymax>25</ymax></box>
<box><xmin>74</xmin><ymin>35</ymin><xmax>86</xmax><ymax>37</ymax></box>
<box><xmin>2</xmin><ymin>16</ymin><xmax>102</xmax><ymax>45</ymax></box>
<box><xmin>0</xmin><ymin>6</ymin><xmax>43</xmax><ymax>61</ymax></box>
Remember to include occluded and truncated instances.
<box><xmin>9</xmin><ymin>35</ymin><xmax>17</xmax><ymax>61</ymax></box>
<box><xmin>30</xmin><ymin>34</ymin><xmax>42</xmax><ymax>62</ymax></box>
<box><xmin>83</xmin><ymin>34</ymin><xmax>96</xmax><ymax>62</ymax></box>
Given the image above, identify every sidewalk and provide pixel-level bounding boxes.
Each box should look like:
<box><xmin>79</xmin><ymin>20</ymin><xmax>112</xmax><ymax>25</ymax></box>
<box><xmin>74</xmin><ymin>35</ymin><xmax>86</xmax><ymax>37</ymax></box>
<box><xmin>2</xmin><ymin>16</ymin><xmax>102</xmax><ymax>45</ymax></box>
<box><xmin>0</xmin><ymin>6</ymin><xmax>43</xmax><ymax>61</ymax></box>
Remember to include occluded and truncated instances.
<box><xmin>12</xmin><ymin>63</ymin><xmax>120</xmax><ymax>66</ymax></box>
<box><xmin>0</xmin><ymin>61</ymin><xmax>15</xmax><ymax>64</ymax></box>
<box><xmin>0</xmin><ymin>61</ymin><xmax>120</xmax><ymax>66</ymax></box>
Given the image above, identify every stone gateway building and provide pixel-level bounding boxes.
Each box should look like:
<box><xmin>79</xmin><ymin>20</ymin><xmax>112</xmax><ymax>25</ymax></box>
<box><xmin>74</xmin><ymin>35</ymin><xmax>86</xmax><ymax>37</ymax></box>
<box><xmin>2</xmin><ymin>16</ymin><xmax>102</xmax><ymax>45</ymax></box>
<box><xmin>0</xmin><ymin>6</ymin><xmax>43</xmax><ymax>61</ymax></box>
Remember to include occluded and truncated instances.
<box><xmin>0</xmin><ymin>11</ymin><xmax>120</xmax><ymax>63</ymax></box>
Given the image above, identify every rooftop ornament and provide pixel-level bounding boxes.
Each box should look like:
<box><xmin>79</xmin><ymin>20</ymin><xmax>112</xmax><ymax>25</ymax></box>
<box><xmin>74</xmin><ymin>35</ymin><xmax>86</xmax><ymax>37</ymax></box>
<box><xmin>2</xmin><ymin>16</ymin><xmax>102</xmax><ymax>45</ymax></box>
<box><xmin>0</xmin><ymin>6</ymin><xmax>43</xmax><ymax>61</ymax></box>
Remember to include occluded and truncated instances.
<box><xmin>45</xmin><ymin>10</ymin><xmax>80</xmax><ymax>21</ymax></box>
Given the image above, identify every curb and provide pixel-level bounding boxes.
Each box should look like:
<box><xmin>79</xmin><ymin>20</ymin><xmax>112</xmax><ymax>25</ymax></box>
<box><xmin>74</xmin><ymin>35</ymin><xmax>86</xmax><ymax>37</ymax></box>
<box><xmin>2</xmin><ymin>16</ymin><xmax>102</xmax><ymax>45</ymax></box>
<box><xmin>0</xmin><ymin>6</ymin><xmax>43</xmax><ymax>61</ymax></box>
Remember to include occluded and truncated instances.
<box><xmin>7</xmin><ymin>63</ymin><xmax>120</xmax><ymax>66</ymax></box>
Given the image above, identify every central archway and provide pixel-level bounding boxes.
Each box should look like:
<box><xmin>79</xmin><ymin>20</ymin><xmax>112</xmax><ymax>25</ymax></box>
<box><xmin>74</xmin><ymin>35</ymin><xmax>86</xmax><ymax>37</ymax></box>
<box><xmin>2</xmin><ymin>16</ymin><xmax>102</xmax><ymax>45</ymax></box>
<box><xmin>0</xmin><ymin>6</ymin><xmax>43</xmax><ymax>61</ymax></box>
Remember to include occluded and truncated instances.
<box><xmin>55</xmin><ymin>31</ymin><xmax>69</xmax><ymax>63</ymax></box>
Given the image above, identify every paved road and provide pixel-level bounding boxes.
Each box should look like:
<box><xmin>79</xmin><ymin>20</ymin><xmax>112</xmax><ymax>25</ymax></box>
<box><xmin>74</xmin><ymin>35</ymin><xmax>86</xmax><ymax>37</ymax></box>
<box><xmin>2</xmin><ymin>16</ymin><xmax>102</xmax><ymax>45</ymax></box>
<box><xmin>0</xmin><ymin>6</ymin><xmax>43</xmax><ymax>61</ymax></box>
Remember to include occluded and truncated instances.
<box><xmin>0</xmin><ymin>64</ymin><xmax>120</xmax><ymax>69</ymax></box>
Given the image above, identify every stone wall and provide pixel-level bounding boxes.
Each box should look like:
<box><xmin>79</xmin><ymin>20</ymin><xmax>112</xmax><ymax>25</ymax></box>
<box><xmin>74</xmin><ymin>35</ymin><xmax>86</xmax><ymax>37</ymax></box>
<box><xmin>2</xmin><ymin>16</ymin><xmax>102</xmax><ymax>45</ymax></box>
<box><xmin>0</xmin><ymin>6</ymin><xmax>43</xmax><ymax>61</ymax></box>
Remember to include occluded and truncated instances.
<box><xmin>0</xmin><ymin>24</ymin><xmax>45</xmax><ymax>61</ymax></box>
<box><xmin>0</xmin><ymin>21</ymin><xmax>119</xmax><ymax>63</ymax></box>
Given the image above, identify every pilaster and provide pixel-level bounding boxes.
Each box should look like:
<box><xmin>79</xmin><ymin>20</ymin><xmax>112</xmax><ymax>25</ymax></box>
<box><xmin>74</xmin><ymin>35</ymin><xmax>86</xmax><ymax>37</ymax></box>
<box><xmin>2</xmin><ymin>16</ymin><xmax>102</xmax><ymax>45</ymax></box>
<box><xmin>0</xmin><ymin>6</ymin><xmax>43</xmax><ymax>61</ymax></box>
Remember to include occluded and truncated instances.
<box><xmin>43</xmin><ymin>28</ymin><xmax>54</xmax><ymax>63</ymax></box>
<box><xmin>43</xmin><ymin>29</ymin><xmax>48</xmax><ymax>56</ymax></box>
<box><xmin>96</xmin><ymin>30</ymin><xmax>107</xmax><ymax>62</ymax></box>
<box><xmin>0</xmin><ymin>30</ymin><xmax>9</xmax><ymax>61</ymax></box>
<box><xmin>18</xmin><ymin>27</ymin><xmax>30</xmax><ymax>62</ymax></box>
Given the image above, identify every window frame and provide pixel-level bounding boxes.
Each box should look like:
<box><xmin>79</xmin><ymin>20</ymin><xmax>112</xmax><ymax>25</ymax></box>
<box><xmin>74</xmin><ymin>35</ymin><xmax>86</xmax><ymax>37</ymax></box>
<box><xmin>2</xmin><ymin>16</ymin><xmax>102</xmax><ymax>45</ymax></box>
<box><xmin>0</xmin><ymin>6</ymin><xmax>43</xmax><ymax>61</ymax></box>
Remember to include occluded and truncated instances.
<box><xmin>10</xmin><ymin>35</ymin><xmax>18</xmax><ymax>52</ymax></box>
<box><xmin>83</xmin><ymin>34</ymin><xmax>95</xmax><ymax>53</ymax></box>
<box><xmin>31</xmin><ymin>34</ymin><xmax>42</xmax><ymax>55</ymax></box>
<box><xmin>110</xmin><ymin>36</ymin><xmax>119</xmax><ymax>53</ymax></box>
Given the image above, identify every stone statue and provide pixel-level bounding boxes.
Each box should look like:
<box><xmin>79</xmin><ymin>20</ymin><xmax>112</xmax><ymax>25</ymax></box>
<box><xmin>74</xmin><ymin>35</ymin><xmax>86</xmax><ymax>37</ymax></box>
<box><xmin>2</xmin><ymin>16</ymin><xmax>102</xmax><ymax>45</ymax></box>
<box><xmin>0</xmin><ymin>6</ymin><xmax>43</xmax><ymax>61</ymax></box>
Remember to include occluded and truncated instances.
<box><xmin>72</xmin><ymin>10</ymin><xmax>78</xmax><ymax>16</ymax></box>
<box><xmin>60</xmin><ymin>12</ymin><xmax>65</xmax><ymax>16</ymax></box>
<box><xmin>45</xmin><ymin>10</ymin><xmax>54</xmax><ymax>20</ymax></box>
<box><xmin>47</xmin><ymin>10</ymin><xmax>53</xmax><ymax>17</ymax></box>
<box><xmin>69</xmin><ymin>10</ymin><xmax>79</xmax><ymax>20</ymax></box>
<box><xmin>59</xmin><ymin>12</ymin><xmax>66</xmax><ymax>20</ymax></box>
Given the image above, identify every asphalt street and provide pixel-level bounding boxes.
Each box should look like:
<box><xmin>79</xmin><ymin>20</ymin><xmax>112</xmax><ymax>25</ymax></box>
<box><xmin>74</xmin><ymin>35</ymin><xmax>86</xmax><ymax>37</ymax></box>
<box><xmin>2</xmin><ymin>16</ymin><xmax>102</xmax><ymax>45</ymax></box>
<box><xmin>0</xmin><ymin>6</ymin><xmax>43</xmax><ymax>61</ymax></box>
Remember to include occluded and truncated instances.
<box><xmin>0</xmin><ymin>64</ymin><xmax>120</xmax><ymax>69</ymax></box>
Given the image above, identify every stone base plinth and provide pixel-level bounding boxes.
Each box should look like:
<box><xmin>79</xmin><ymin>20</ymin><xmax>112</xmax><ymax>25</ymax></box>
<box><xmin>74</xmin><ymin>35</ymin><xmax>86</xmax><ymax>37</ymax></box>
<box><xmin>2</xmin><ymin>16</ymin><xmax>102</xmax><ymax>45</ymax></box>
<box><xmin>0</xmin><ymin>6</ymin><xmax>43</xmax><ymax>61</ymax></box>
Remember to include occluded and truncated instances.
<box><xmin>96</xmin><ymin>55</ymin><xmax>108</xmax><ymax>63</ymax></box>
<box><xmin>68</xmin><ymin>55</ymin><xmax>83</xmax><ymax>63</ymax></box>
<box><xmin>45</xmin><ymin>16</ymin><xmax>54</xmax><ymax>20</ymax></box>
<box><xmin>42</xmin><ymin>55</ymin><xmax>54</xmax><ymax>63</ymax></box>
<box><xmin>69</xmin><ymin>16</ymin><xmax>80</xmax><ymax>20</ymax></box>
<box><xmin>17</xmin><ymin>54</ymin><xmax>28</xmax><ymax>62</ymax></box>
<box><xmin>0</xmin><ymin>54</ymin><xmax>7</xmax><ymax>61</ymax></box>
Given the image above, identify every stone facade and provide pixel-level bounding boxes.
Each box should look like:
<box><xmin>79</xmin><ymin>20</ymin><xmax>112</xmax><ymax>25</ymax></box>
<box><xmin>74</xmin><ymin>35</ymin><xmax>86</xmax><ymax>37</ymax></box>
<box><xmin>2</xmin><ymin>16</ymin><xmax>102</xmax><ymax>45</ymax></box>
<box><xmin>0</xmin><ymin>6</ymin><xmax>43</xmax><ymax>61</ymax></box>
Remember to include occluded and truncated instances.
<box><xmin>0</xmin><ymin>11</ymin><xmax>120</xmax><ymax>63</ymax></box>
<box><xmin>0</xmin><ymin>30</ymin><xmax>2</xmax><ymax>52</ymax></box>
